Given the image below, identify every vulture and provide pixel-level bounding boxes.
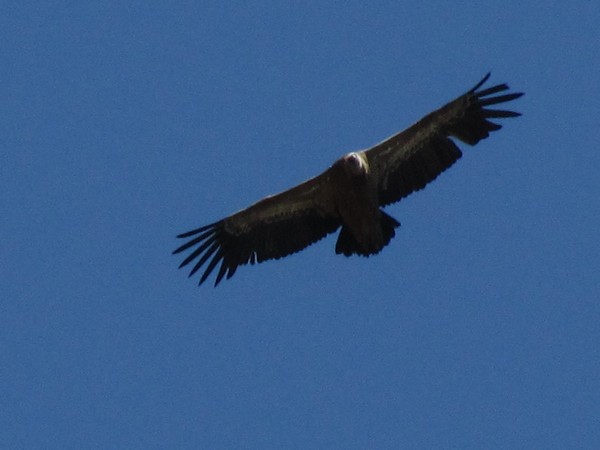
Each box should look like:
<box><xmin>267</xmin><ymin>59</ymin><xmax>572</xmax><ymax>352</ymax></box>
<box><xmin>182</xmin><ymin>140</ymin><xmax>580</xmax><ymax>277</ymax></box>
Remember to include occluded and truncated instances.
<box><xmin>174</xmin><ymin>73</ymin><xmax>523</xmax><ymax>286</ymax></box>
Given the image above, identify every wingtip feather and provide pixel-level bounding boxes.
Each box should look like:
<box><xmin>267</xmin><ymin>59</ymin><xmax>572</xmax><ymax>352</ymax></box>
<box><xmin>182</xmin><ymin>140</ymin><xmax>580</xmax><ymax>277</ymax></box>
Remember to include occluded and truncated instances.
<box><xmin>176</xmin><ymin>222</ymin><xmax>218</xmax><ymax>239</ymax></box>
<box><xmin>470</xmin><ymin>72</ymin><xmax>491</xmax><ymax>92</ymax></box>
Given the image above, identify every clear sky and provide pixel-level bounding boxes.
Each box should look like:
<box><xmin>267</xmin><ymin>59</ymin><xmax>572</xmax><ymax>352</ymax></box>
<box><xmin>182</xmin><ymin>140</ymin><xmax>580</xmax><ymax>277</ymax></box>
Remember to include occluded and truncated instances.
<box><xmin>2</xmin><ymin>1</ymin><xmax>599</xmax><ymax>448</ymax></box>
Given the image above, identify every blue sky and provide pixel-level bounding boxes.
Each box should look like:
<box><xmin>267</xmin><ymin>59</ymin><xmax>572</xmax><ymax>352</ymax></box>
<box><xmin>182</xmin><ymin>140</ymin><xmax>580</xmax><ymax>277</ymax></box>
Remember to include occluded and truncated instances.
<box><xmin>2</xmin><ymin>1</ymin><xmax>599</xmax><ymax>448</ymax></box>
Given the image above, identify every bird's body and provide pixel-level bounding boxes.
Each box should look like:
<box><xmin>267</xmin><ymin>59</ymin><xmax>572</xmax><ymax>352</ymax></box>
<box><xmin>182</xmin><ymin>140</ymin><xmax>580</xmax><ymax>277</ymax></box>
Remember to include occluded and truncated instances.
<box><xmin>174</xmin><ymin>74</ymin><xmax>523</xmax><ymax>286</ymax></box>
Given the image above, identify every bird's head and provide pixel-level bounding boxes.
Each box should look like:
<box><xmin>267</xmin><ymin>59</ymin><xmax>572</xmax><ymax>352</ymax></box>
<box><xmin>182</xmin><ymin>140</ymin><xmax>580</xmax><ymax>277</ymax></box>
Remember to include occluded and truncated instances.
<box><xmin>341</xmin><ymin>152</ymin><xmax>369</xmax><ymax>178</ymax></box>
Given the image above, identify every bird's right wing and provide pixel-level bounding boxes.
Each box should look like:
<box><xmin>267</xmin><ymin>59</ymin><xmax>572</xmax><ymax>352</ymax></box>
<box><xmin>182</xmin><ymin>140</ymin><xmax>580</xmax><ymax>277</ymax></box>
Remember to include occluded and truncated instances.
<box><xmin>173</xmin><ymin>169</ymin><xmax>341</xmax><ymax>286</ymax></box>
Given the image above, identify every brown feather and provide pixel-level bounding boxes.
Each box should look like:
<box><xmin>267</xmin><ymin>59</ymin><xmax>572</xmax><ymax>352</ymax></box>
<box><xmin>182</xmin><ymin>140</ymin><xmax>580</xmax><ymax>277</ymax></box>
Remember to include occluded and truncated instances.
<box><xmin>174</xmin><ymin>74</ymin><xmax>523</xmax><ymax>286</ymax></box>
<box><xmin>366</xmin><ymin>73</ymin><xmax>523</xmax><ymax>206</ymax></box>
<box><xmin>174</xmin><ymin>171</ymin><xmax>341</xmax><ymax>286</ymax></box>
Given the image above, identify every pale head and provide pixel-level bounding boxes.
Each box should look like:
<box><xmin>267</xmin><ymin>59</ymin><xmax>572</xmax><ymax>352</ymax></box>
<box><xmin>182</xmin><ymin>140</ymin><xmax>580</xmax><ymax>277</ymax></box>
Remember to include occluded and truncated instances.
<box><xmin>342</xmin><ymin>152</ymin><xmax>368</xmax><ymax>177</ymax></box>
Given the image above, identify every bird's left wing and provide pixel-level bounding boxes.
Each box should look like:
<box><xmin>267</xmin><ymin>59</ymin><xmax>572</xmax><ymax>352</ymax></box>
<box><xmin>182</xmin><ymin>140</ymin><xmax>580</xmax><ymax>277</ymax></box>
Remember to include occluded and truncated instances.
<box><xmin>173</xmin><ymin>169</ymin><xmax>341</xmax><ymax>286</ymax></box>
<box><xmin>365</xmin><ymin>73</ymin><xmax>523</xmax><ymax>206</ymax></box>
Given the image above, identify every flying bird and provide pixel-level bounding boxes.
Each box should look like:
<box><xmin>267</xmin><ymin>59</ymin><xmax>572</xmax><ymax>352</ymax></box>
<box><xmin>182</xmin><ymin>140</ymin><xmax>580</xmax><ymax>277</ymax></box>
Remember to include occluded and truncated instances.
<box><xmin>174</xmin><ymin>73</ymin><xmax>523</xmax><ymax>286</ymax></box>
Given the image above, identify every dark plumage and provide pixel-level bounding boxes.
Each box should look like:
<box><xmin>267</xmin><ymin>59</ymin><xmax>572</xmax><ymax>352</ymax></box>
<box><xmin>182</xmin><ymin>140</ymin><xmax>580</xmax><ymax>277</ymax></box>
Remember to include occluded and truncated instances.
<box><xmin>174</xmin><ymin>73</ymin><xmax>523</xmax><ymax>286</ymax></box>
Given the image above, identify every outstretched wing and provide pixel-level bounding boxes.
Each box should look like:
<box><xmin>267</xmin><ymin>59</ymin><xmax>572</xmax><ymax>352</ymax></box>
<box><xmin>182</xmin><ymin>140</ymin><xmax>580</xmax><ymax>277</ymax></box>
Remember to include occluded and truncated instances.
<box><xmin>366</xmin><ymin>73</ymin><xmax>523</xmax><ymax>206</ymax></box>
<box><xmin>173</xmin><ymin>170</ymin><xmax>341</xmax><ymax>286</ymax></box>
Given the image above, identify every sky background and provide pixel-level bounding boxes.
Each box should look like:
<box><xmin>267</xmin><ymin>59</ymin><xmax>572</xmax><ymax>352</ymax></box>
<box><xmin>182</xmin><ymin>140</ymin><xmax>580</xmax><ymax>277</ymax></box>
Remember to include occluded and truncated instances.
<box><xmin>2</xmin><ymin>1</ymin><xmax>599</xmax><ymax>448</ymax></box>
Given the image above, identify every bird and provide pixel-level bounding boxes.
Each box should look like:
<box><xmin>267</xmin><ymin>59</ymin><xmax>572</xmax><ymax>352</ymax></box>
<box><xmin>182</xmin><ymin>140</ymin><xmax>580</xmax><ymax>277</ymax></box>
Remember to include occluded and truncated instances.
<box><xmin>173</xmin><ymin>73</ymin><xmax>523</xmax><ymax>286</ymax></box>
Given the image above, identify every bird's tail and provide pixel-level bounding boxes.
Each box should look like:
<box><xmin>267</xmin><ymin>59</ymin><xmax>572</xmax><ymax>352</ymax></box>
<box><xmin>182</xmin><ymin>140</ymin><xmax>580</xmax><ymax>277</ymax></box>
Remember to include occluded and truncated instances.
<box><xmin>335</xmin><ymin>210</ymin><xmax>400</xmax><ymax>256</ymax></box>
